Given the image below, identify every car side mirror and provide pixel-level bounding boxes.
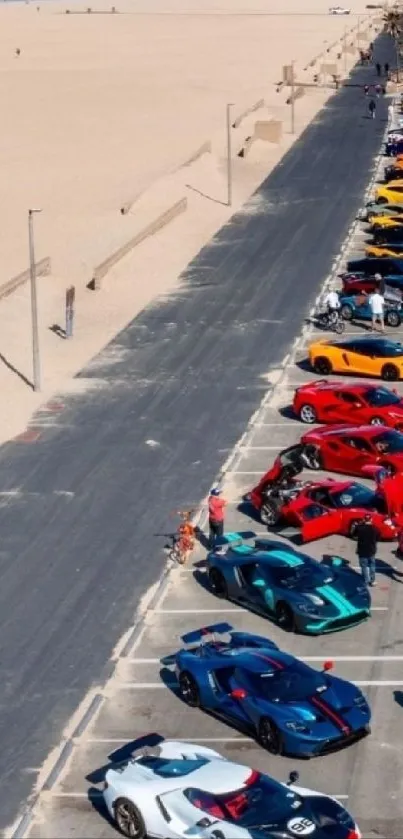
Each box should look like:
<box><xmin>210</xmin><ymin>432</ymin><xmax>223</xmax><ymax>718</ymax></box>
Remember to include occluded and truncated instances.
<box><xmin>287</xmin><ymin>770</ymin><xmax>299</xmax><ymax>786</ymax></box>
<box><xmin>330</xmin><ymin>555</ymin><xmax>346</xmax><ymax>567</ymax></box>
<box><xmin>230</xmin><ymin>688</ymin><xmax>247</xmax><ymax>699</ymax></box>
<box><xmin>323</xmin><ymin>660</ymin><xmax>334</xmax><ymax>672</ymax></box>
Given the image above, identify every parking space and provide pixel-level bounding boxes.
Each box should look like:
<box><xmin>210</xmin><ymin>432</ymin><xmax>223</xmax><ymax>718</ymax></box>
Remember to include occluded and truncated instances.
<box><xmin>22</xmin><ymin>103</ymin><xmax>403</xmax><ymax>839</ymax></box>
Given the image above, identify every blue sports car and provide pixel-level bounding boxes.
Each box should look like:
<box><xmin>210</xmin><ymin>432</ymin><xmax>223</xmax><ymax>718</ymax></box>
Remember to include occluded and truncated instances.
<box><xmin>174</xmin><ymin>624</ymin><xmax>371</xmax><ymax>757</ymax></box>
<box><xmin>207</xmin><ymin>536</ymin><xmax>370</xmax><ymax>634</ymax></box>
<box><xmin>339</xmin><ymin>292</ymin><xmax>402</xmax><ymax>327</ymax></box>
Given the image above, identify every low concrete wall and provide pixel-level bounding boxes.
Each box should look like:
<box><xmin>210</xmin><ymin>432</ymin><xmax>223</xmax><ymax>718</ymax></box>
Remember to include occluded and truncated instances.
<box><xmin>232</xmin><ymin>99</ymin><xmax>265</xmax><ymax>129</ymax></box>
<box><xmin>0</xmin><ymin>257</ymin><xmax>51</xmax><ymax>301</ymax></box>
<box><xmin>320</xmin><ymin>62</ymin><xmax>338</xmax><ymax>77</ymax></box>
<box><xmin>178</xmin><ymin>141</ymin><xmax>212</xmax><ymax>168</ymax></box>
<box><xmin>254</xmin><ymin>119</ymin><xmax>282</xmax><ymax>143</ymax></box>
<box><xmin>92</xmin><ymin>198</ymin><xmax>187</xmax><ymax>290</ymax></box>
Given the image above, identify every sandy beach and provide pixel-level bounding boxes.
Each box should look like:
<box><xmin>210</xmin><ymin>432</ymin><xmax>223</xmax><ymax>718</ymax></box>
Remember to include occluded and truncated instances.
<box><xmin>0</xmin><ymin>0</ymin><xmax>380</xmax><ymax>442</ymax></box>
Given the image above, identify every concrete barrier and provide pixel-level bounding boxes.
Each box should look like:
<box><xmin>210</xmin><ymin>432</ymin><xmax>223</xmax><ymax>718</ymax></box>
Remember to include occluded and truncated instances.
<box><xmin>320</xmin><ymin>62</ymin><xmax>338</xmax><ymax>77</ymax></box>
<box><xmin>178</xmin><ymin>141</ymin><xmax>212</xmax><ymax>168</ymax></box>
<box><xmin>232</xmin><ymin>99</ymin><xmax>265</xmax><ymax>129</ymax></box>
<box><xmin>282</xmin><ymin>65</ymin><xmax>295</xmax><ymax>84</ymax></box>
<box><xmin>0</xmin><ymin>257</ymin><xmax>51</xmax><ymax>301</ymax></box>
<box><xmin>254</xmin><ymin>119</ymin><xmax>282</xmax><ymax>143</ymax></box>
<box><xmin>91</xmin><ymin>198</ymin><xmax>187</xmax><ymax>290</ymax></box>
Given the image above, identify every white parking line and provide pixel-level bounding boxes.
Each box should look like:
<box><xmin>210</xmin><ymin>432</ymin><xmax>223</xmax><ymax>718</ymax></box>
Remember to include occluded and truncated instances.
<box><xmin>40</xmin><ymin>787</ymin><xmax>350</xmax><ymax>801</ymax></box>
<box><xmin>86</xmin><ymin>736</ymin><xmax>254</xmax><ymax>744</ymax></box>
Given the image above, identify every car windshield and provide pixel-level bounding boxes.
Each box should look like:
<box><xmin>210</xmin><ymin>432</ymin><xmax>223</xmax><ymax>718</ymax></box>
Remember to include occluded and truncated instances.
<box><xmin>331</xmin><ymin>482</ymin><xmax>385</xmax><ymax>511</ymax></box>
<box><xmin>371</xmin><ymin>339</ymin><xmax>403</xmax><ymax>357</ymax></box>
<box><xmin>136</xmin><ymin>757</ymin><xmax>208</xmax><ymax>777</ymax></box>
<box><xmin>373</xmin><ymin>430</ymin><xmax>403</xmax><ymax>453</ymax></box>
<box><xmin>365</xmin><ymin>387</ymin><xmax>400</xmax><ymax>407</ymax></box>
<box><xmin>185</xmin><ymin>774</ymin><xmax>303</xmax><ymax>827</ymax></box>
<box><xmin>272</xmin><ymin>563</ymin><xmax>334</xmax><ymax>589</ymax></box>
<box><xmin>251</xmin><ymin>662</ymin><xmax>327</xmax><ymax>702</ymax></box>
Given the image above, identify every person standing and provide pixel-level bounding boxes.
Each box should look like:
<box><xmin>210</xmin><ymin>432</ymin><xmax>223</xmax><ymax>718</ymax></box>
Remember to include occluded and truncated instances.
<box><xmin>355</xmin><ymin>514</ymin><xmax>377</xmax><ymax>587</ymax></box>
<box><xmin>369</xmin><ymin>288</ymin><xmax>384</xmax><ymax>331</ymax></box>
<box><xmin>384</xmin><ymin>62</ymin><xmax>389</xmax><ymax>77</ymax></box>
<box><xmin>208</xmin><ymin>488</ymin><xmax>226</xmax><ymax>549</ymax></box>
<box><xmin>368</xmin><ymin>98</ymin><xmax>376</xmax><ymax>119</ymax></box>
<box><xmin>376</xmin><ymin>61</ymin><xmax>381</xmax><ymax>77</ymax></box>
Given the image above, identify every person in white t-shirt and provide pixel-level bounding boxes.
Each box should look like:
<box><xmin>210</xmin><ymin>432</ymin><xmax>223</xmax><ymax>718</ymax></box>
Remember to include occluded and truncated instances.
<box><xmin>369</xmin><ymin>291</ymin><xmax>384</xmax><ymax>331</ymax></box>
<box><xmin>324</xmin><ymin>289</ymin><xmax>340</xmax><ymax>314</ymax></box>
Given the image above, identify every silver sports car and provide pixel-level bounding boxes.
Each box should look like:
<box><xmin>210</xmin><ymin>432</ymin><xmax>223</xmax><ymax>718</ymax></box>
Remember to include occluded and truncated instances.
<box><xmin>102</xmin><ymin>739</ymin><xmax>361</xmax><ymax>838</ymax></box>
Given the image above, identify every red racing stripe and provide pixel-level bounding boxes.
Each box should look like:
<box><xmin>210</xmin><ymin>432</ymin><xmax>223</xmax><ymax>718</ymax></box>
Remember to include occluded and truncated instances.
<box><xmin>252</xmin><ymin>652</ymin><xmax>284</xmax><ymax>670</ymax></box>
<box><xmin>310</xmin><ymin>695</ymin><xmax>351</xmax><ymax>734</ymax></box>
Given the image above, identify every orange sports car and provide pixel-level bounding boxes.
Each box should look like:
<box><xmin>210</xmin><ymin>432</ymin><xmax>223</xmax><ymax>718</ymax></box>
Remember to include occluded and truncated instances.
<box><xmin>308</xmin><ymin>336</ymin><xmax>403</xmax><ymax>381</ymax></box>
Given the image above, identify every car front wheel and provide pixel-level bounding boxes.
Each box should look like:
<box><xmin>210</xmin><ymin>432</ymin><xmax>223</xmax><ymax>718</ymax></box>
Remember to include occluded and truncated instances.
<box><xmin>114</xmin><ymin>798</ymin><xmax>146</xmax><ymax>839</ymax></box>
<box><xmin>313</xmin><ymin>356</ymin><xmax>332</xmax><ymax>375</ymax></box>
<box><xmin>260</xmin><ymin>500</ymin><xmax>280</xmax><ymax>526</ymax></box>
<box><xmin>386</xmin><ymin>309</ymin><xmax>401</xmax><ymax>328</ymax></box>
<box><xmin>208</xmin><ymin>567</ymin><xmax>228</xmax><ymax>599</ymax></box>
<box><xmin>258</xmin><ymin>717</ymin><xmax>282</xmax><ymax>754</ymax></box>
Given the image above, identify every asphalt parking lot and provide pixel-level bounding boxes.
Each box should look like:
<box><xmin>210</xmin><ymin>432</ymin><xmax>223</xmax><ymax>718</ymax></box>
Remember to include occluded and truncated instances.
<box><xmin>23</xmin><ymin>148</ymin><xmax>403</xmax><ymax>838</ymax></box>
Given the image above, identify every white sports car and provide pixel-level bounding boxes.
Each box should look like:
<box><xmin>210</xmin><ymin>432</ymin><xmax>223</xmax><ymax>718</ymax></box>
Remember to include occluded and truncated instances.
<box><xmin>329</xmin><ymin>6</ymin><xmax>351</xmax><ymax>13</ymax></box>
<box><xmin>103</xmin><ymin>739</ymin><xmax>361</xmax><ymax>838</ymax></box>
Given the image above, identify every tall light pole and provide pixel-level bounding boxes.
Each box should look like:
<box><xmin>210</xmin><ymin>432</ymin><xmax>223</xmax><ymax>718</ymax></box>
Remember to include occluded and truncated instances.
<box><xmin>343</xmin><ymin>26</ymin><xmax>347</xmax><ymax>76</ymax></box>
<box><xmin>226</xmin><ymin>103</ymin><xmax>234</xmax><ymax>207</ymax></box>
<box><xmin>290</xmin><ymin>60</ymin><xmax>295</xmax><ymax>134</ymax></box>
<box><xmin>28</xmin><ymin>208</ymin><xmax>42</xmax><ymax>392</ymax></box>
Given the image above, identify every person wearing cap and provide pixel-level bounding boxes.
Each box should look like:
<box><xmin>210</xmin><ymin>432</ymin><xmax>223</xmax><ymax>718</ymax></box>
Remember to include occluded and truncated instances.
<box><xmin>355</xmin><ymin>513</ymin><xmax>378</xmax><ymax>587</ymax></box>
<box><xmin>208</xmin><ymin>488</ymin><xmax>227</xmax><ymax>549</ymax></box>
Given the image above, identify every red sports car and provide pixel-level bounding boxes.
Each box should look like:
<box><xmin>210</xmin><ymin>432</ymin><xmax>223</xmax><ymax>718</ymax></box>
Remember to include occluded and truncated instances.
<box><xmin>300</xmin><ymin>424</ymin><xmax>403</xmax><ymax>477</ymax></box>
<box><xmin>293</xmin><ymin>380</ymin><xmax>403</xmax><ymax>428</ymax></box>
<box><xmin>341</xmin><ymin>274</ymin><xmax>379</xmax><ymax>295</ymax></box>
<box><xmin>248</xmin><ymin>444</ymin><xmax>403</xmax><ymax>541</ymax></box>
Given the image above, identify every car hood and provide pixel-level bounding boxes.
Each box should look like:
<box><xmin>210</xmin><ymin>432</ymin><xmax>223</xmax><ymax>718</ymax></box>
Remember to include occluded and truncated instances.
<box><xmin>247</xmin><ymin>795</ymin><xmax>357</xmax><ymax>839</ymax></box>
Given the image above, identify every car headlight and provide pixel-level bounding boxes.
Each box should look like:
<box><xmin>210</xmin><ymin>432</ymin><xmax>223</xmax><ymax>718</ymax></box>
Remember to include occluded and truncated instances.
<box><xmin>305</xmin><ymin>593</ymin><xmax>325</xmax><ymax>607</ymax></box>
<box><xmin>383</xmin><ymin>517</ymin><xmax>394</xmax><ymax>526</ymax></box>
<box><xmin>285</xmin><ymin>721</ymin><xmax>310</xmax><ymax>732</ymax></box>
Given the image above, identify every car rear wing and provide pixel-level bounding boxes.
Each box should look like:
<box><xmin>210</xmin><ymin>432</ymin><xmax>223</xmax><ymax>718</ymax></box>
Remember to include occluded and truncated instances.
<box><xmin>181</xmin><ymin>623</ymin><xmax>233</xmax><ymax>649</ymax></box>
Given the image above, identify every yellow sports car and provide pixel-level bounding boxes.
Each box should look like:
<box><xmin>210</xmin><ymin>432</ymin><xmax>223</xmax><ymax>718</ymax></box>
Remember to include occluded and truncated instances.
<box><xmin>376</xmin><ymin>181</ymin><xmax>403</xmax><ymax>205</ymax></box>
<box><xmin>372</xmin><ymin>215</ymin><xmax>403</xmax><ymax>229</ymax></box>
<box><xmin>308</xmin><ymin>336</ymin><xmax>403</xmax><ymax>381</ymax></box>
<box><xmin>366</xmin><ymin>245</ymin><xmax>403</xmax><ymax>257</ymax></box>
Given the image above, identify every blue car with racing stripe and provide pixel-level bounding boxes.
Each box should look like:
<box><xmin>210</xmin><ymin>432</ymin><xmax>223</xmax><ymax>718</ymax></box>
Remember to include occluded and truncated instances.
<box><xmin>207</xmin><ymin>535</ymin><xmax>370</xmax><ymax>634</ymax></box>
<box><xmin>174</xmin><ymin>624</ymin><xmax>371</xmax><ymax>757</ymax></box>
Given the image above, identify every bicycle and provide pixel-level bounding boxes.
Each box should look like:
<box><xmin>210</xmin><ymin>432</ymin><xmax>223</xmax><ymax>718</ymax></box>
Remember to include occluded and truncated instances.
<box><xmin>167</xmin><ymin>510</ymin><xmax>196</xmax><ymax>565</ymax></box>
<box><xmin>316</xmin><ymin>307</ymin><xmax>345</xmax><ymax>334</ymax></box>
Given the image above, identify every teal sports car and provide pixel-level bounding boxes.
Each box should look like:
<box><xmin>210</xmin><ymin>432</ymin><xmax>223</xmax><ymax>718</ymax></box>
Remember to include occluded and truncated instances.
<box><xmin>207</xmin><ymin>535</ymin><xmax>371</xmax><ymax>634</ymax></box>
<box><xmin>358</xmin><ymin>202</ymin><xmax>403</xmax><ymax>222</ymax></box>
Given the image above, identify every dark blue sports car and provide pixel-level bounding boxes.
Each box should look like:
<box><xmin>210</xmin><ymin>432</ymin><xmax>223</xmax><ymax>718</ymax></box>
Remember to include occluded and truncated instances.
<box><xmin>174</xmin><ymin>624</ymin><xmax>371</xmax><ymax>757</ymax></box>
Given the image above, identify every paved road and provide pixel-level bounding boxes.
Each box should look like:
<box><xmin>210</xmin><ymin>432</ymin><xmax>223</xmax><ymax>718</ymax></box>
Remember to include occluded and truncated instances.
<box><xmin>0</xmin><ymin>35</ymin><xmax>392</xmax><ymax>832</ymax></box>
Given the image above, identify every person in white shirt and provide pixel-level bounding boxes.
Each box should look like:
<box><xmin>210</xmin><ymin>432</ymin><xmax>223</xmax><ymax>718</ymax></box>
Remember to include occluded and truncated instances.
<box><xmin>324</xmin><ymin>289</ymin><xmax>340</xmax><ymax>314</ymax></box>
<box><xmin>369</xmin><ymin>291</ymin><xmax>384</xmax><ymax>331</ymax></box>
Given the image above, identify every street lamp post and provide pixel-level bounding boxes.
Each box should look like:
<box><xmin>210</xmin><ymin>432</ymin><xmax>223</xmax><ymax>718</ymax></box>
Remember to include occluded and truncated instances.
<box><xmin>226</xmin><ymin>102</ymin><xmax>234</xmax><ymax>207</ymax></box>
<box><xmin>290</xmin><ymin>60</ymin><xmax>295</xmax><ymax>134</ymax></box>
<box><xmin>28</xmin><ymin>208</ymin><xmax>42</xmax><ymax>392</ymax></box>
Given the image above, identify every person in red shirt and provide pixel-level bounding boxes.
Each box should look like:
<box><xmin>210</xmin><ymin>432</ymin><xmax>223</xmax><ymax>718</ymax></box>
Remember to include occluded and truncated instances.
<box><xmin>208</xmin><ymin>488</ymin><xmax>226</xmax><ymax>549</ymax></box>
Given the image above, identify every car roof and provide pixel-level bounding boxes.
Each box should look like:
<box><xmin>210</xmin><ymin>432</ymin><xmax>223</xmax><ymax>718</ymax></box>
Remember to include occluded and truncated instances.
<box><xmin>314</xmin><ymin>424</ymin><xmax>386</xmax><ymax>439</ymax></box>
<box><xmin>232</xmin><ymin>545</ymin><xmax>309</xmax><ymax>569</ymax></box>
<box><xmin>117</xmin><ymin>755</ymin><xmax>251</xmax><ymax>791</ymax></box>
<box><xmin>207</xmin><ymin>645</ymin><xmax>294</xmax><ymax>672</ymax></box>
<box><xmin>328</xmin><ymin>336</ymin><xmax>401</xmax><ymax>350</ymax></box>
